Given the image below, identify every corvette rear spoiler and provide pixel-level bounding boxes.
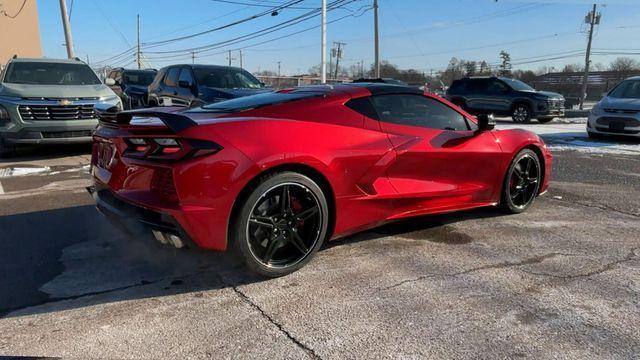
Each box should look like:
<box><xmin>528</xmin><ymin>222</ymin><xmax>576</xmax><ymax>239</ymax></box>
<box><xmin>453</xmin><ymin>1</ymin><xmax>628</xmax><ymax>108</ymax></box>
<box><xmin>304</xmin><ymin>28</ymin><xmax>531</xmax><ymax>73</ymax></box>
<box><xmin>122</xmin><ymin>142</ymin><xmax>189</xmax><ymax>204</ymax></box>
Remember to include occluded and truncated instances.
<box><xmin>95</xmin><ymin>103</ymin><xmax>198</xmax><ymax>133</ymax></box>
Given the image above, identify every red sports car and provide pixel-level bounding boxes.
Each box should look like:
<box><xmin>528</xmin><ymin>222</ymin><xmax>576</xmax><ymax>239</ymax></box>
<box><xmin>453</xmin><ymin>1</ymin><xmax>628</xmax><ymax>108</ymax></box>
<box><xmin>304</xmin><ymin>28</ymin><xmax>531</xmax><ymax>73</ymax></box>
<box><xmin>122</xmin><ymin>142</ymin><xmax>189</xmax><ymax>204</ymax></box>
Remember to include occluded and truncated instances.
<box><xmin>90</xmin><ymin>83</ymin><xmax>552</xmax><ymax>277</ymax></box>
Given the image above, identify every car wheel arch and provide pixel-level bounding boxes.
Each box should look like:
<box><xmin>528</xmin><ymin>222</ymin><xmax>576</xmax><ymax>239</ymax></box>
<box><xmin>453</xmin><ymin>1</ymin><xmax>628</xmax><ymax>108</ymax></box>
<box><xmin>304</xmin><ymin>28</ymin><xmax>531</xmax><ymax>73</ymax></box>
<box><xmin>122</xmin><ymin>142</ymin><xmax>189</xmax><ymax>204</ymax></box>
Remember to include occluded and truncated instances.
<box><xmin>519</xmin><ymin>144</ymin><xmax>547</xmax><ymax>195</ymax></box>
<box><xmin>227</xmin><ymin>162</ymin><xmax>337</xmax><ymax>248</ymax></box>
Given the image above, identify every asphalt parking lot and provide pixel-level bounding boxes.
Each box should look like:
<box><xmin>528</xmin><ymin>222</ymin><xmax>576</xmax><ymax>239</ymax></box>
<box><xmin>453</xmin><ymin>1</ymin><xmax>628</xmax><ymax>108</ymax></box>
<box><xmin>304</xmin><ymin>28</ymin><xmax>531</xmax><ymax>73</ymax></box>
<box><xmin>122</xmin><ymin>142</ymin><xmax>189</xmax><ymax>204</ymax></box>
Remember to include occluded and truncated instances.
<box><xmin>1</xmin><ymin>120</ymin><xmax>639</xmax><ymax>359</ymax></box>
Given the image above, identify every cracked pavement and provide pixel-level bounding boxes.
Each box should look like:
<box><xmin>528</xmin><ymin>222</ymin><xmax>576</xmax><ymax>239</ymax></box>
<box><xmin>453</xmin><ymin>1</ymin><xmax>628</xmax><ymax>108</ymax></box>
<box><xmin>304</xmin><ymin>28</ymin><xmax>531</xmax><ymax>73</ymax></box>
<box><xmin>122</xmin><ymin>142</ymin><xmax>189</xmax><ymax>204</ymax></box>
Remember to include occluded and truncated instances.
<box><xmin>1</xmin><ymin>146</ymin><xmax>639</xmax><ymax>359</ymax></box>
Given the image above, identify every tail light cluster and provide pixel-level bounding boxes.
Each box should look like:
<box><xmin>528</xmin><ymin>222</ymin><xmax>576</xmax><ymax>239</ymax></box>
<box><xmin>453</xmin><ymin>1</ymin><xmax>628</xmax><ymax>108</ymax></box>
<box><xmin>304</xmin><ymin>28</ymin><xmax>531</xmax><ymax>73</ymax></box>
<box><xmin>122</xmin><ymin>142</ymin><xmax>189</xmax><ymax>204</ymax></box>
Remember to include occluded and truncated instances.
<box><xmin>123</xmin><ymin>137</ymin><xmax>222</xmax><ymax>161</ymax></box>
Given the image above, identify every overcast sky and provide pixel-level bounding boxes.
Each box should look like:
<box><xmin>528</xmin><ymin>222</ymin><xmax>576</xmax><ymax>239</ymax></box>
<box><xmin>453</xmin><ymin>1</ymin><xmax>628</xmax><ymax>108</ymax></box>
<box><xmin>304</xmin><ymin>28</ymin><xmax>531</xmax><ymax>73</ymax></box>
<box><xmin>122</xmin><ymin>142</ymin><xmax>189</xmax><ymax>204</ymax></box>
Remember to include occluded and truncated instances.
<box><xmin>36</xmin><ymin>0</ymin><xmax>640</xmax><ymax>74</ymax></box>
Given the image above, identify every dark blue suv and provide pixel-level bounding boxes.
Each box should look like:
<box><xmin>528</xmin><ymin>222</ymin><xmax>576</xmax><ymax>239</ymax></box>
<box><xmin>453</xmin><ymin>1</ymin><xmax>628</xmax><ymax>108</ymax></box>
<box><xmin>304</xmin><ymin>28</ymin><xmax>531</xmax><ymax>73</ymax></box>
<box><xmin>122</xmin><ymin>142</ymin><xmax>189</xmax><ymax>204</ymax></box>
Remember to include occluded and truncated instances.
<box><xmin>446</xmin><ymin>76</ymin><xmax>565</xmax><ymax>123</ymax></box>
<box><xmin>148</xmin><ymin>64</ymin><xmax>271</xmax><ymax>108</ymax></box>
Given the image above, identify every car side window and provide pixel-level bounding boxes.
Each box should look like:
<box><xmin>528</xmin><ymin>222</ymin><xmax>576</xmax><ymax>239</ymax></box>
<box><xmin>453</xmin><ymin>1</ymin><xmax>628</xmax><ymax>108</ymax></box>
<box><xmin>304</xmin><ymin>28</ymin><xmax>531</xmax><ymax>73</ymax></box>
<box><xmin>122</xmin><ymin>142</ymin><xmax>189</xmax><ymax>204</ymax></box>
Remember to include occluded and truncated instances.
<box><xmin>370</xmin><ymin>94</ymin><xmax>470</xmax><ymax>131</ymax></box>
<box><xmin>178</xmin><ymin>68</ymin><xmax>194</xmax><ymax>86</ymax></box>
<box><xmin>487</xmin><ymin>80</ymin><xmax>508</xmax><ymax>94</ymax></box>
<box><xmin>164</xmin><ymin>68</ymin><xmax>179</xmax><ymax>87</ymax></box>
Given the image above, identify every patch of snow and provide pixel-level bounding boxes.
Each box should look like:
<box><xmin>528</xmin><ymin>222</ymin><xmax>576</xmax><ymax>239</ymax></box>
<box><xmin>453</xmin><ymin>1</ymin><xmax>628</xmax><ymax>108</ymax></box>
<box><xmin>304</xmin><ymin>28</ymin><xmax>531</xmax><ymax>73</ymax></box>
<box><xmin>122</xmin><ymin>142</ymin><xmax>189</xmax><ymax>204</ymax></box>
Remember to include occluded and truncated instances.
<box><xmin>0</xmin><ymin>166</ymin><xmax>51</xmax><ymax>178</ymax></box>
<box><xmin>495</xmin><ymin>118</ymin><xmax>640</xmax><ymax>156</ymax></box>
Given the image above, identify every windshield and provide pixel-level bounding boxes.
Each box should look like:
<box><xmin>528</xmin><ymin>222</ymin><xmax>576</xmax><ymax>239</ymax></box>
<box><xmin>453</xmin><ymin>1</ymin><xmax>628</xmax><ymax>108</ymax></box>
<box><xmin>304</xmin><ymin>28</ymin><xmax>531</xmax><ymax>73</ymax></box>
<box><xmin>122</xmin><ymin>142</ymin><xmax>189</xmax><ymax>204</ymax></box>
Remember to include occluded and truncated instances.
<box><xmin>3</xmin><ymin>62</ymin><xmax>101</xmax><ymax>85</ymax></box>
<box><xmin>194</xmin><ymin>67</ymin><xmax>263</xmax><ymax>89</ymax></box>
<box><xmin>502</xmin><ymin>78</ymin><xmax>534</xmax><ymax>91</ymax></box>
<box><xmin>608</xmin><ymin>80</ymin><xmax>640</xmax><ymax>99</ymax></box>
<box><xmin>123</xmin><ymin>71</ymin><xmax>156</xmax><ymax>86</ymax></box>
<box><xmin>200</xmin><ymin>91</ymin><xmax>323</xmax><ymax>111</ymax></box>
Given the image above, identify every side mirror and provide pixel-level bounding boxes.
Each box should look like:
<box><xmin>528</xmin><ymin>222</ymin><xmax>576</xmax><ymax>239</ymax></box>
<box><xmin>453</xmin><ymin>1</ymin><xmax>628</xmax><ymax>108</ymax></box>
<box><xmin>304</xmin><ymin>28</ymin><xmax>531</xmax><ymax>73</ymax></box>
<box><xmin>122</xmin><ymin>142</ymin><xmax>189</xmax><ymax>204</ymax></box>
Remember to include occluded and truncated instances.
<box><xmin>178</xmin><ymin>80</ymin><xmax>193</xmax><ymax>89</ymax></box>
<box><xmin>476</xmin><ymin>114</ymin><xmax>496</xmax><ymax>131</ymax></box>
<box><xmin>105</xmin><ymin>78</ymin><xmax>116</xmax><ymax>86</ymax></box>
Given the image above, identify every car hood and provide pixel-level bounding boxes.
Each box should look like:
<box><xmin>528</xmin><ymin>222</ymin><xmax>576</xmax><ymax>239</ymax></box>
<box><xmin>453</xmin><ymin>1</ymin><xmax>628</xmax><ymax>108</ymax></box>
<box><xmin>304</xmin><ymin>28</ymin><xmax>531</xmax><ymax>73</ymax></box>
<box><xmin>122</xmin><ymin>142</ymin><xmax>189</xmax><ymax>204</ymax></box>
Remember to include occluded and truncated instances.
<box><xmin>0</xmin><ymin>82</ymin><xmax>115</xmax><ymax>99</ymax></box>
<box><xmin>600</xmin><ymin>96</ymin><xmax>640</xmax><ymax>110</ymax></box>
<box><xmin>534</xmin><ymin>90</ymin><xmax>564</xmax><ymax>100</ymax></box>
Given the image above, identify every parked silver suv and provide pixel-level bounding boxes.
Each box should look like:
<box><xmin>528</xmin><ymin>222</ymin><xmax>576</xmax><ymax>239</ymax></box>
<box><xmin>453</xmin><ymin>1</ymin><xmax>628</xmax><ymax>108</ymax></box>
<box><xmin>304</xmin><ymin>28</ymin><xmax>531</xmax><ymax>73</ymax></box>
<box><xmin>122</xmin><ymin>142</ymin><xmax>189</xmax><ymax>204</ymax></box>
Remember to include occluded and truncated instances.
<box><xmin>0</xmin><ymin>57</ymin><xmax>122</xmax><ymax>154</ymax></box>
<box><xmin>588</xmin><ymin>76</ymin><xmax>640</xmax><ymax>139</ymax></box>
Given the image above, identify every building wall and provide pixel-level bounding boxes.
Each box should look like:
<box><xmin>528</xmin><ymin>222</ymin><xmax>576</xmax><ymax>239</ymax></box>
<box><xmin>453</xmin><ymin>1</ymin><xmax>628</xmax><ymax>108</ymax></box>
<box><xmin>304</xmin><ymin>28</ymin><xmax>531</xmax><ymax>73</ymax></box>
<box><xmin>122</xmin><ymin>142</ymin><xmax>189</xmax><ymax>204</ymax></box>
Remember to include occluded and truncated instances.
<box><xmin>0</xmin><ymin>0</ymin><xmax>42</xmax><ymax>63</ymax></box>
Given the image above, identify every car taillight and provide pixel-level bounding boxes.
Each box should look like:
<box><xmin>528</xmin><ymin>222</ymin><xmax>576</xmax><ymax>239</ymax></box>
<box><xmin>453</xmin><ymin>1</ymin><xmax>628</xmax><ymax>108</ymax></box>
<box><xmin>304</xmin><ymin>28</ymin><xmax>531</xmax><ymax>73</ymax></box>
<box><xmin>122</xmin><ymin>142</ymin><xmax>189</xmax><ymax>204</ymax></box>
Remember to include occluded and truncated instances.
<box><xmin>123</xmin><ymin>137</ymin><xmax>222</xmax><ymax>161</ymax></box>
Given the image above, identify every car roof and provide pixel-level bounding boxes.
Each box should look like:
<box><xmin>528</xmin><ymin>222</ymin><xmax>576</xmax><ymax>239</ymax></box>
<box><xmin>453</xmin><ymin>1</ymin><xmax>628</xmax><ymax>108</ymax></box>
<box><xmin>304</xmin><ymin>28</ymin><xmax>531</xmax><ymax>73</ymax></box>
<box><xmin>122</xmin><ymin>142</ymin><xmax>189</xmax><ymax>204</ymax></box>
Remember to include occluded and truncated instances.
<box><xmin>161</xmin><ymin>64</ymin><xmax>246</xmax><ymax>71</ymax></box>
<box><xmin>345</xmin><ymin>82</ymin><xmax>422</xmax><ymax>95</ymax></box>
<box><xmin>8</xmin><ymin>57</ymin><xmax>86</xmax><ymax>64</ymax></box>
<box><xmin>624</xmin><ymin>76</ymin><xmax>640</xmax><ymax>81</ymax></box>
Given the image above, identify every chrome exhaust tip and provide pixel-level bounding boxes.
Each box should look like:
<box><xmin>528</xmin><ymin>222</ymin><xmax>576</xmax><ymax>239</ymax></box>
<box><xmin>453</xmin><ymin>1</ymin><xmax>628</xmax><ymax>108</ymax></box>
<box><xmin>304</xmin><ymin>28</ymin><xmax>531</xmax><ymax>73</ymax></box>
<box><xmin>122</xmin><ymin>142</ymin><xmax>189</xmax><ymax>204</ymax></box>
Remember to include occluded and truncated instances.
<box><xmin>167</xmin><ymin>234</ymin><xmax>185</xmax><ymax>249</ymax></box>
<box><xmin>152</xmin><ymin>230</ymin><xmax>169</xmax><ymax>244</ymax></box>
<box><xmin>151</xmin><ymin>230</ymin><xmax>185</xmax><ymax>248</ymax></box>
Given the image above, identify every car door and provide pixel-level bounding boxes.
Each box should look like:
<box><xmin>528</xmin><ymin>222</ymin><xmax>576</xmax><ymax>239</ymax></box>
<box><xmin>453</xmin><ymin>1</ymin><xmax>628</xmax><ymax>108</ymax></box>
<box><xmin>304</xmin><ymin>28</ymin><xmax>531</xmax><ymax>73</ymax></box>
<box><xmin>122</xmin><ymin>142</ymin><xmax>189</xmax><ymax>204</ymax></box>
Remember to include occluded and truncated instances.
<box><xmin>158</xmin><ymin>67</ymin><xmax>181</xmax><ymax>106</ymax></box>
<box><xmin>175</xmin><ymin>67</ymin><xmax>198</xmax><ymax>107</ymax></box>
<box><xmin>485</xmin><ymin>79</ymin><xmax>512</xmax><ymax>112</ymax></box>
<box><xmin>370</xmin><ymin>93</ymin><xmax>503</xmax><ymax>213</ymax></box>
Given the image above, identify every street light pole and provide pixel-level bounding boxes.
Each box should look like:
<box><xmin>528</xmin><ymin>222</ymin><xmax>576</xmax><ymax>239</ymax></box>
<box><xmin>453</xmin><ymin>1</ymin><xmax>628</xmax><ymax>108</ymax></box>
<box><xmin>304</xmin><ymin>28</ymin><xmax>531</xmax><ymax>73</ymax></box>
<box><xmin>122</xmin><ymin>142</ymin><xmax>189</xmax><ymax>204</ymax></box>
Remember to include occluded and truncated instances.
<box><xmin>58</xmin><ymin>0</ymin><xmax>75</xmax><ymax>59</ymax></box>
<box><xmin>373</xmin><ymin>0</ymin><xmax>380</xmax><ymax>78</ymax></box>
<box><xmin>321</xmin><ymin>0</ymin><xmax>327</xmax><ymax>83</ymax></box>
<box><xmin>136</xmin><ymin>14</ymin><xmax>141</xmax><ymax>69</ymax></box>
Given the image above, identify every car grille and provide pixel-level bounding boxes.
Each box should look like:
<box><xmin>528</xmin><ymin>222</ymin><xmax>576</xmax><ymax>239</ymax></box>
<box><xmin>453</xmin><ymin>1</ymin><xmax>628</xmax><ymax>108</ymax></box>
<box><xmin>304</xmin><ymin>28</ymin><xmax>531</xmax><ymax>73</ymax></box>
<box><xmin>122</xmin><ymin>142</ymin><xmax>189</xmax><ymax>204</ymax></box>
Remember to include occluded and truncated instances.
<box><xmin>549</xmin><ymin>100</ymin><xmax>565</xmax><ymax>109</ymax></box>
<box><xmin>596</xmin><ymin>117</ymin><xmax>640</xmax><ymax>127</ymax></box>
<box><xmin>604</xmin><ymin>108</ymin><xmax>639</xmax><ymax>115</ymax></box>
<box><xmin>18</xmin><ymin>104</ymin><xmax>96</xmax><ymax>121</ymax></box>
<box><xmin>42</xmin><ymin>130</ymin><xmax>93</xmax><ymax>138</ymax></box>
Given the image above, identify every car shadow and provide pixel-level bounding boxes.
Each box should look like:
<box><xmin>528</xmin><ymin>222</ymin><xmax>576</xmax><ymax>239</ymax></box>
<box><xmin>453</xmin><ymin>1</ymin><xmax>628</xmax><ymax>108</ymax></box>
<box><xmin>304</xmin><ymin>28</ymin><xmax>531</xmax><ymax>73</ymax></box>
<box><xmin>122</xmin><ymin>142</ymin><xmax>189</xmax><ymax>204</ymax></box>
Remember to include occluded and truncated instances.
<box><xmin>0</xmin><ymin>204</ymin><xmax>508</xmax><ymax>319</ymax></box>
<box><xmin>0</xmin><ymin>143</ymin><xmax>91</xmax><ymax>163</ymax></box>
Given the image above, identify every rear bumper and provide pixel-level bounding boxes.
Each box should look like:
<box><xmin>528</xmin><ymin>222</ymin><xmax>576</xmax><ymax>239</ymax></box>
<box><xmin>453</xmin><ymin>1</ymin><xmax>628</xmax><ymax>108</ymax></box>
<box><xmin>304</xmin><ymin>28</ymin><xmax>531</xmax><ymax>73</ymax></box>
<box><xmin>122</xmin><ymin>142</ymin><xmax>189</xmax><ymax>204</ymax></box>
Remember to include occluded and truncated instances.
<box><xmin>88</xmin><ymin>184</ymin><xmax>198</xmax><ymax>248</ymax></box>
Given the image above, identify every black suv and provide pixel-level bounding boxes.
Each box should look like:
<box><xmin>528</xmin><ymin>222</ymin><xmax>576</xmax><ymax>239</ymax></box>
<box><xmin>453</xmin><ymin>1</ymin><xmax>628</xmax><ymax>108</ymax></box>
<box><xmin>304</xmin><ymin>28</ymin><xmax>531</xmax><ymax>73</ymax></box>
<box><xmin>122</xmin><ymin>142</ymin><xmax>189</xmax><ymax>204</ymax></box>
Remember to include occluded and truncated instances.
<box><xmin>148</xmin><ymin>64</ymin><xmax>270</xmax><ymax>108</ymax></box>
<box><xmin>106</xmin><ymin>68</ymin><xmax>157</xmax><ymax>109</ymax></box>
<box><xmin>446</xmin><ymin>76</ymin><xmax>565</xmax><ymax>123</ymax></box>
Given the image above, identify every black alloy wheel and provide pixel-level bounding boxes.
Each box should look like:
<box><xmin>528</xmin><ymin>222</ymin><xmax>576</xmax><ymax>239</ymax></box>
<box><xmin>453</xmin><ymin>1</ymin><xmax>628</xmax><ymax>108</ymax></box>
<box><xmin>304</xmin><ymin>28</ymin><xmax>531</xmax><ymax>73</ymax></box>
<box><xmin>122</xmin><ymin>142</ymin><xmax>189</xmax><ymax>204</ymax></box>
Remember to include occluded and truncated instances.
<box><xmin>501</xmin><ymin>149</ymin><xmax>541</xmax><ymax>213</ymax></box>
<box><xmin>512</xmin><ymin>104</ymin><xmax>532</xmax><ymax>123</ymax></box>
<box><xmin>233</xmin><ymin>172</ymin><xmax>329</xmax><ymax>277</ymax></box>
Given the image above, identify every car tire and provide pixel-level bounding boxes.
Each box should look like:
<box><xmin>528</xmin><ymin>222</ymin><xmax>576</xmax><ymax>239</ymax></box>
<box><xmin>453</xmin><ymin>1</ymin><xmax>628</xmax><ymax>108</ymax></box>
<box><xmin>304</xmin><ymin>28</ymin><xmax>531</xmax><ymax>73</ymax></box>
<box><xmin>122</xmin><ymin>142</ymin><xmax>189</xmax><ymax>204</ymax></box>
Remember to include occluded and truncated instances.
<box><xmin>500</xmin><ymin>149</ymin><xmax>542</xmax><ymax>214</ymax></box>
<box><xmin>588</xmin><ymin>131</ymin><xmax>605</xmax><ymax>140</ymax></box>
<box><xmin>537</xmin><ymin>117</ymin><xmax>554</xmax><ymax>123</ymax></box>
<box><xmin>512</xmin><ymin>103</ymin><xmax>532</xmax><ymax>123</ymax></box>
<box><xmin>231</xmin><ymin>172</ymin><xmax>329</xmax><ymax>277</ymax></box>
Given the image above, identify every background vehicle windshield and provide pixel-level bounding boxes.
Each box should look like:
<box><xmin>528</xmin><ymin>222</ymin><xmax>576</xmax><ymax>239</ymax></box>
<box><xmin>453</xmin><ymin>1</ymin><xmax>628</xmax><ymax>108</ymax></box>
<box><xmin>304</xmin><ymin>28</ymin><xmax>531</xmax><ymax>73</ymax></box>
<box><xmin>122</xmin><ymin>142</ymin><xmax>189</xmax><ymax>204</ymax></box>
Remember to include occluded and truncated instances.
<box><xmin>124</xmin><ymin>71</ymin><xmax>156</xmax><ymax>86</ymax></box>
<box><xmin>194</xmin><ymin>68</ymin><xmax>263</xmax><ymax>89</ymax></box>
<box><xmin>608</xmin><ymin>80</ymin><xmax>640</xmax><ymax>99</ymax></box>
<box><xmin>502</xmin><ymin>78</ymin><xmax>534</xmax><ymax>91</ymax></box>
<box><xmin>3</xmin><ymin>62</ymin><xmax>101</xmax><ymax>85</ymax></box>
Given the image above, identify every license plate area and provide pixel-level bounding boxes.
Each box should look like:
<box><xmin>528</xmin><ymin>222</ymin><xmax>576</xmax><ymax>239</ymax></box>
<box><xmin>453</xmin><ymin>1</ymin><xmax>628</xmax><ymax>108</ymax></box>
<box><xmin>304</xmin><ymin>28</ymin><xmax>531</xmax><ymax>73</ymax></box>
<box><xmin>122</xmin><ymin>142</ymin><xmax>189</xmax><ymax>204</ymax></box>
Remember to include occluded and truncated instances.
<box><xmin>610</xmin><ymin>120</ymin><xmax>625</xmax><ymax>131</ymax></box>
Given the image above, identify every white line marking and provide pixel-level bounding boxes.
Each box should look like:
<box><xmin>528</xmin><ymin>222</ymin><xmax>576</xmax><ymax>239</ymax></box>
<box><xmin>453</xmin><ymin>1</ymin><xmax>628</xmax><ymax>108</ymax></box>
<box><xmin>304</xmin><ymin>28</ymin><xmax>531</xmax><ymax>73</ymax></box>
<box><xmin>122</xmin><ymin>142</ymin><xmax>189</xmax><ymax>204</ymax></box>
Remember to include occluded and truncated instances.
<box><xmin>0</xmin><ymin>181</ymin><xmax>4</xmax><ymax>195</ymax></box>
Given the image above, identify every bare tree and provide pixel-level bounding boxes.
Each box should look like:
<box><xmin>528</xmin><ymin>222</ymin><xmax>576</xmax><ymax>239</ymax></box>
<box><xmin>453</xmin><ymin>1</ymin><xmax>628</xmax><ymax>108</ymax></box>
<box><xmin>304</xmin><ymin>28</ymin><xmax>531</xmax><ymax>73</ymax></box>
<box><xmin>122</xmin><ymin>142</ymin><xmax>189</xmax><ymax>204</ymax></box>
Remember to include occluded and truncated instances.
<box><xmin>609</xmin><ymin>57</ymin><xmax>640</xmax><ymax>72</ymax></box>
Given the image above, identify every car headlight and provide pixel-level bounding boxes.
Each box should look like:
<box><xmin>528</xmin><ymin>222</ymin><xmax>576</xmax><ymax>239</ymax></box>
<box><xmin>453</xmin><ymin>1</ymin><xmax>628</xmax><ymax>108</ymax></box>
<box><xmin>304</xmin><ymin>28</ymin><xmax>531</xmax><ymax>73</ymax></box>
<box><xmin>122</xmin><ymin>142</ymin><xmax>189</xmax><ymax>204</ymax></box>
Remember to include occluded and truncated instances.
<box><xmin>590</xmin><ymin>103</ymin><xmax>603</xmax><ymax>116</ymax></box>
<box><xmin>0</xmin><ymin>104</ymin><xmax>12</xmax><ymax>126</ymax></box>
<box><xmin>99</xmin><ymin>95</ymin><xmax>120</xmax><ymax>103</ymax></box>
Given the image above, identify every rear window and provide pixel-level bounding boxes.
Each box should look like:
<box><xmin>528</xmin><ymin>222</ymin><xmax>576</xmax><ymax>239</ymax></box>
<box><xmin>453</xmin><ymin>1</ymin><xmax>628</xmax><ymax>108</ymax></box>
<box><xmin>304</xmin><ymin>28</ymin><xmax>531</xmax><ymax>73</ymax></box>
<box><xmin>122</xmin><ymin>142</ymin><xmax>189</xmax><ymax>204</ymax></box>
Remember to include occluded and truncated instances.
<box><xmin>124</xmin><ymin>71</ymin><xmax>156</xmax><ymax>86</ymax></box>
<box><xmin>198</xmin><ymin>91</ymin><xmax>325</xmax><ymax>112</ymax></box>
<box><xmin>4</xmin><ymin>62</ymin><xmax>101</xmax><ymax>85</ymax></box>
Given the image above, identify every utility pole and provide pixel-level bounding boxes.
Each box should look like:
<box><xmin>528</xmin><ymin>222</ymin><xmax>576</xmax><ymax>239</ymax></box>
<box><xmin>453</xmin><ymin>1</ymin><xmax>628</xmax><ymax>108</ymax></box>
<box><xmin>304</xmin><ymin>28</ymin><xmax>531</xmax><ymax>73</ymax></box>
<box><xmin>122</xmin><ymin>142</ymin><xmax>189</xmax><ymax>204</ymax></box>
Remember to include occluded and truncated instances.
<box><xmin>136</xmin><ymin>14</ymin><xmax>141</xmax><ymax>69</ymax></box>
<box><xmin>580</xmin><ymin>4</ymin><xmax>600</xmax><ymax>110</ymax></box>
<box><xmin>373</xmin><ymin>0</ymin><xmax>380</xmax><ymax>78</ymax></box>
<box><xmin>333</xmin><ymin>42</ymin><xmax>346</xmax><ymax>79</ymax></box>
<box><xmin>277</xmin><ymin>61</ymin><xmax>282</xmax><ymax>89</ymax></box>
<box><xmin>239</xmin><ymin>50</ymin><xmax>243</xmax><ymax>69</ymax></box>
<box><xmin>191</xmin><ymin>51</ymin><xmax>195</xmax><ymax>64</ymax></box>
<box><xmin>321</xmin><ymin>0</ymin><xmax>327</xmax><ymax>83</ymax></box>
<box><xmin>228</xmin><ymin>50</ymin><xmax>232</xmax><ymax>66</ymax></box>
<box><xmin>58</xmin><ymin>0</ymin><xmax>75</xmax><ymax>58</ymax></box>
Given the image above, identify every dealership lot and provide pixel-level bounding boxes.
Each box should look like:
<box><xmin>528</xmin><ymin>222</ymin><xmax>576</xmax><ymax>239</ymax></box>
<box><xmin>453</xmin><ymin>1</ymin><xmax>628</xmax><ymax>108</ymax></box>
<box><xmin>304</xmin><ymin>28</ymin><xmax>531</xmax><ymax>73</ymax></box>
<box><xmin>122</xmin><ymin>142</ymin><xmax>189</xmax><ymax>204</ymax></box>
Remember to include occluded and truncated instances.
<box><xmin>0</xmin><ymin>121</ymin><xmax>638</xmax><ymax>359</ymax></box>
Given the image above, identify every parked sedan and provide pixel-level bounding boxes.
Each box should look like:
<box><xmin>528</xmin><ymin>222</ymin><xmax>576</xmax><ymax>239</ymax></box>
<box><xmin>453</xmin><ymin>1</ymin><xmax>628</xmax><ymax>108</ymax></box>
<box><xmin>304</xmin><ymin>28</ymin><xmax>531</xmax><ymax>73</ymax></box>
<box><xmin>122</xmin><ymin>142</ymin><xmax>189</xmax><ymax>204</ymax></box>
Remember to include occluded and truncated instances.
<box><xmin>90</xmin><ymin>83</ymin><xmax>552</xmax><ymax>277</ymax></box>
<box><xmin>588</xmin><ymin>76</ymin><xmax>640</xmax><ymax>139</ymax></box>
<box><xmin>147</xmin><ymin>64</ymin><xmax>271</xmax><ymax>108</ymax></box>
